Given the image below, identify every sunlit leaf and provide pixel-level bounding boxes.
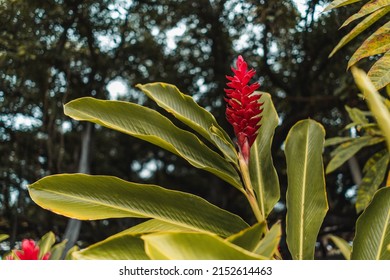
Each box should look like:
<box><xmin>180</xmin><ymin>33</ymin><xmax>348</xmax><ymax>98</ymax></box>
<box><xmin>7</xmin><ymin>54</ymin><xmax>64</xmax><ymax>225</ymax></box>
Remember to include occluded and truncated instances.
<box><xmin>226</xmin><ymin>222</ymin><xmax>267</xmax><ymax>251</ymax></box>
<box><xmin>142</xmin><ymin>232</ymin><xmax>268</xmax><ymax>260</ymax></box>
<box><xmin>356</xmin><ymin>151</ymin><xmax>389</xmax><ymax>213</ymax></box>
<box><xmin>0</xmin><ymin>234</ymin><xmax>9</xmax><ymax>242</ymax></box>
<box><xmin>65</xmin><ymin>246</ymin><xmax>79</xmax><ymax>260</ymax></box>
<box><xmin>253</xmin><ymin>221</ymin><xmax>282</xmax><ymax>258</ymax></box>
<box><xmin>137</xmin><ymin>83</ymin><xmax>237</xmax><ymax>164</ymax></box>
<box><xmin>323</xmin><ymin>0</ymin><xmax>362</xmax><ymax>12</ymax></box>
<box><xmin>326</xmin><ymin>136</ymin><xmax>384</xmax><ymax>173</ymax></box>
<box><xmin>368</xmin><ymin>50</ymin><xmax>390</xmax><ymax>90</ymax></box>
<box><xmin>64</xmin><ymin>97</ymin><xmax>243</xmax><ymax>190</ymax></box>
<box><xmin>330</xmin><ymin>7</ymin><xmax>390</xmax><ymax>57</ymax></box>
<box><xmin>28</xmin><ymin>174</ymin><xmax>248</xmax><ymax>237</ymax></box>
<box><xmin>37</xmin><ymin>231</ymin><xmax>55</xmax><ymax>260</ymax></box>
<box><xmin>342</xmin><ymin>0</ymin><xmax>390</xmax><ymax>27</ymax></box>
<box><xmin>249</xmin><ymin>92</ymin><xmax>280</xmax><ymax>218</ymax></box>
<box><xmin>348</xmin><ymin>22</ymin><xmax>390</xmax><ymax>68</ymax></box>
<box><xmin>49</xmin><ymin>239</ymin><xmax>67</xmax><ymax>260</ymax></box>
<box><xmin>285</xmin><ymin>120</ymin><xmax>328</xmax><ymax>260</ymax></box>
<box><xmin>351</xmin><ymin>188</ymin><xmax>390</xmax><ymax>259</ymax></box>
<box><xmin>122</xmin><ymin>219</ymin><xmax>192</xmax><ymax>234</ymax></box>
<box><xmin>327</xmin><ymin>235</ymin><xmax>352</xmax><ymax>260</ymax></box>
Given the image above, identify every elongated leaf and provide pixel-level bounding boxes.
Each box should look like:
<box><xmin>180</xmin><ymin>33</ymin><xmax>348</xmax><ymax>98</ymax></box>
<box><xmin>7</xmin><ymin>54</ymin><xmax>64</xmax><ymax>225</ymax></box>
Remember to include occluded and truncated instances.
<box><xmin>226</xmin><ymin>222</ymin><xmax>267</xmax><ymax>251</ymax></box>
<box><xmin>326</xmin><ymin>136</ymin><xmax>384</xmax><ymax>173</ymax></box>
<box><xmin>356</xmin><ymin>151</ymin><xmax>389</xmax><ymax>213</ymax></box>
<box><xmin>28</xmin><ymin>174</ymin><xmax>248</xmax><ymax>237</ymax></box>
<box><xmin>37</xmin><ymin>231</ymin><xmax>55</xmax><ymax>260</ymax></box>
<box><xmin>348</xmin><ymin>22</ymin><xmax>390</xmax><ymax>68</ymax></box>
<box><xmin>368</xmin><ymin>50</ymin><xmax>390</xmax><ymax>90</ymax></box>
<box><xmin>74</xmin><ymin>234</ymin><xmax>149</xmax><ymax>260</ymax></box>
<box><xmin>142</xmin><ymin>232</ymin><xmax>267</xmax><ymax>260</ymax></box>
<box><xmin>327</xmin><ymin>235</ymin><xmax>352</xmax><ymax>260</ymax></box>
<box><xmin>342</xmin><ymin>0</ymin><xmax>390</xmax><ymax>27</ymax></box>
<box><xmin>325</xmin><ymin>136</ymin><xmax>352</xmax><ymax>147</ymax></box>
<box><xmin>323</xmin><ymin>0</ymin><xmax>362</xmax><ymax>12</ymax></box>
<box><xmin>49</xmin><ymin>240</ymin><xmax>67</xmax><ymax>260</ymax></box>
<box><xmin>123</xmin><ymin>219</ymin><xmax>192</xmax><ymax>234</ymax></box>
<box><xmin>65</xmin><ymin>246</ymin><xmax>79</xmax><ymax>260</ymax></box>
<box><xmin>64</xmin><ymin>97</ymin><xmax>242</xmax><ymax>190</ymax></box>
<box><xmin>137</xmin><ymin>83</ymin><xmax>237</xmax><ymax>164</ymax></box>
<box><xmin>285</xmin><ymin>119</ymin><xmax>328</xmax><ymax>260</ymax></box>
<box><xmin>363</xmin><ymin>149</ymin><xmax>387</xmax><ymax>174</ymax></box>
<box><xmin>351</xmin><ymin>187</ymin><xmax>390</xmax><ymax>259</ymax></box>
<box><xmin>352</xmin><ymin>67</ymin><xmax>390</xmax><ymax>149</ymax></box>
<box><xmin>249</xmin><ymin>92</ymin><xmax>280</xmax><ymax>218</ymax></box>
<box><xmin>330</xmin><ymin>7</ymin><xmax>390</xmax><ymax>57</ymax></box>
<box><xmin>253</xmin><ymin>222</ymin><xmax>282</xmax><ymax>257</ymax></box>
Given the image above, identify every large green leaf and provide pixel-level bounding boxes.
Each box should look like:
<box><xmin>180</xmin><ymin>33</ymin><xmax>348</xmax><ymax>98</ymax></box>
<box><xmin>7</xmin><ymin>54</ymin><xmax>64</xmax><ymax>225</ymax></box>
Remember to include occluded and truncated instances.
<box><xmin>285</xmin><ymin>119</ymin><xmax>328</xmax><ymax>260</ymax></box>
<box><xmin>368</xmin><ymin>50</ymin><xmax>390</xmax><ymax>90</ymax></box>
<box><xmin>323</xmin><ymin>0</ymin><xmax>362</xmax><ymax>12</ymax></box>
<box><xmin>73</xmin><ymin>234</ymin><xmax>149</xmax><ymax>260</ymax></box>
<box><xmin>329</xmin><ymin>7</ymin><xmax>390</xmax><ymax>57</ymax></box>
<box><xmin>249</xmin><ymin>92</ymin><xmax>280</xmax><ymax>218</ymax></box>
<box><xmin>326</xmin><ymin>136</ymin><xmax>384</xmax><ymax>173</ymax></box>
<box><xmin>142</xmin><ymin>232</ymin><xmax>267</xmax><ymax>260</ymax></box>
<box><xmin>341</xmin><ymin>0</ymin><xmax>390</xmax><ymax>27</ymax></box>
<box><xmin>351</xmin><ymin>187</ymin><xmax>390</xmax><ymax>260</ymax></box>
<box><xmin>327</xmin><ymin>235</ymin><xmax>352</xmax><ymax>260</ymax></box>
<box><xmin>37</xmin><ymin>231</ymin><xmax>55</xmax><ymax>260</ymax></box>
<box><xmin>348</xmin><ymin>22</ymin><xmax>390</xmax><ymax>68</ymax></box>
<box><xmin>28</xmin><ymin>174</ymin><xmax>248</xmax><ymax>237</ymax></box>
<box><xmin>356</xmin><ymin>151</ymin><xmax>389</xmax><ymax>213</ymax></box>
<box><xmin>122</xmin><ymin>219</ymin><xmax>192</xmax><ymax>234</ymax></box>
<box><xmin>64</xmin><ymin>97</ymin><xmax>242</xmax><ymax>190</ymax></box>
<box><xmin>137</xmin><ymin>83</ymin><xmax>237</xmax><ymax>164</ymax></box>
<box><xmin>352</xmin><ymin>67</ymin><xmax>390</xmax><ymax>149</ymax></box>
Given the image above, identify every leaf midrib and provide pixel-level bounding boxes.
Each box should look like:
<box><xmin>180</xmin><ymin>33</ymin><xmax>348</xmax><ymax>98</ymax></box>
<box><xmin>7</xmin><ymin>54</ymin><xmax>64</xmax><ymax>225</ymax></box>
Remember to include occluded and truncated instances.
<box><xmin>375</xmin><ymin>207</ymin><xmax>390</xmax><ymax>259</ymax></box>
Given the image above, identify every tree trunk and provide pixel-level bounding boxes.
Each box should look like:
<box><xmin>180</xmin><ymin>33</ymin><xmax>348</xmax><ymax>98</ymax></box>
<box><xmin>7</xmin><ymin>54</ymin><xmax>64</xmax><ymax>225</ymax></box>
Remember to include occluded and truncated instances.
<box><xmin>62</xmin><ymin>122</ymin><xmax>93</xmax><ymax>257</ymax></box>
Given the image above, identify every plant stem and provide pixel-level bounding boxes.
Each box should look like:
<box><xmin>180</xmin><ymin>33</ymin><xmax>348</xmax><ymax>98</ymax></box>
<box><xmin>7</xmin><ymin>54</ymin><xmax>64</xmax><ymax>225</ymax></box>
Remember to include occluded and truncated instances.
<box><xmin>239</xmin><ymin>154</ymin><xmax>264</xmax><ymax>223</ymax></box>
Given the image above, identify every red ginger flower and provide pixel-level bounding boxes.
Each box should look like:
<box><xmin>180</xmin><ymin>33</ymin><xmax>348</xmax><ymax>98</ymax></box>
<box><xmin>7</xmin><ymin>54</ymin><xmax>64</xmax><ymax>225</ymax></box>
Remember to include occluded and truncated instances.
<box><xmin>6</xmin><ymin>239</ymin><xmax>50</xmax><ymax>260</ymax></box>
<box><xmin>225</xmin><ymin>55</ymin><xmax>263</xmax><ymax>163</ymax></box>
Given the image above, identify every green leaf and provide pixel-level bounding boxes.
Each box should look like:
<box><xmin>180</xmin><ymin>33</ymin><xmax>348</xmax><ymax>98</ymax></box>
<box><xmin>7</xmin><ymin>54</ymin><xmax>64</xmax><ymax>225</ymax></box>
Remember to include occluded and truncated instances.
<box><xmin>122</xmin><ymin>219</ymin><xmax>192</xmax><ymax>234</ymax></box>
<box><xmin>348</xmin><ymin>22</ymin><xmax>390</xmax><ymax>68</ymax></box>
<box><xmin>323</xmin><ymin>0</ymin><xmax>362</xmax><ymax>12</ymax></box>
<box><xmin>330</xmin><ymin>7</ymin><xmax>390</xmax><ymax>57</ymax></box>
<box><xmin>285</xmin><ymin>119</ymin><xmax>328</xmax><ymax>260</ymax></box>
<box><xmin>352</xmin><ymin>67</ymin><xmax>390</xmax><ymax>150</ymax></box>
<box><xmin>49</xmin><ymin>239</ymin><xmax>67</xmax><ymax>260</ymax></box>
<box><xmin>351</xmin><ymin>187</ymin><xmax>390</xmax><ymax>260</ymax></box>
<box><xmin>368</xmin><ymin>50</ymin><xmax>390</xmax><ymax>90</ymax></box>
<box><xmin>327</xmin><ymin>235</ymin><xmax>352</xmax><ymax>260</ymax></box>
<box><xmin>28</xmin><ymin>174</ymin><xmax>248</xmax><ymax>237</ymax></box>
<box><xmin>64</xmin><ymin>97</ymin><xmax>242</xmax><ymax>190</ymax></box>
<box><xmin>137</xmin><ymin>83</ymin><xmax>237</xmax><ymax>164</ymax></box>
<box><xmin>65</xmin><ymin>246</ymin><xmax>79</xmax><ymax>260</ymax></box>
<box><xmin>325</xmin><ymin>136</ymin><xmax>352</xmax><ymax>147</ymax></box>
<box><xmin>0</xmin><ymin>234</ymin><xmax>9</xmax><ymax>242</ymax></box>
<box><xmin>341</xmin><ymin>0</ymin><xmax>390</xmax><ymax>27</ymax></box>
<box><xmin>356</xmin><ymin>151</ymin><xmax>389</xmax><ymax>213</ymax></box>
<box><xmin>326</xmin><ymin>136</ymin><xmax>384</xmax><ymax>173</ymax></box>
<box><xmin>142</xmin><ymin>232</ymin><xmax>268</xmax><ymax>260</ymax></box>
<box><xmin>249</xmin><ymin>92</ymin><xmax>280</xmax><ymax>218</ymax></box>
<box><xmin>37</xmin><ymin>231</ymin><xmax>55</xmax><ymax>260</ymax></box>
<box><xmin>73</xmin><ymin>234</ymin><xmax>149</xmax><ymax>260</ymax></box>
<box><xmin>345</xmin><ymin>105</ymin><xmax>369</xmax><ymax>125</ymax></box>
<box><xmin>226</xmin><ymin>222</ymin><xmax>267</xmax><ymax>251</ymax></box>
<box><xmin>253</xmin><ymin>222</ymin><xmax>282</xmax><ymax>257</ymax></box>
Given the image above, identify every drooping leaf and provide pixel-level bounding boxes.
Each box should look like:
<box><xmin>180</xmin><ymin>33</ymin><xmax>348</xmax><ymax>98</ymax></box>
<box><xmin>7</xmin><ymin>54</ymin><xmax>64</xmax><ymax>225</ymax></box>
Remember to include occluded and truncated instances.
<box><xmin>327</xmin><ymin>235</ymin><xmax>352</xmax><ymax>260</ymax></box>
<box><xmin>351</xmin><ymin>187</ymin><xmax>390</xmax><ymax>260</ymax></box>
<box><xmin>323</xmin><ymin>0</ymin><xmax>362</xmax><ymax>12</ymax></box>
<box><xmin>249</xmin><ymin>92</ymin><xmax>280</xmax><ymax>218</ymax></box>
<box><xmin>326</xmin><ymin>136</ymin><xmax>384</xmax><ymax>173</ymax></box>
<box><xmin>342</xmin><ymin>0</ymin><xmax>390</xmax><ymax>27</ymax></box>
<box><xmin>368</xmin><ymin>50</ymin><xmax>390</xmax><ymax>90</ymax></box>
<box><xmin>352</xmin><ymin>67</ymin><xmax>390</xmax><ymax>150</ymax></box>
<box><xmin>49</xmin><ymin>239</ymin><xmax>67</xmax><ymax>260</ymax></box>
<box><xmin>73</xmin><ymin>234</ymin><xmax>149</xmax><ymax>260</ymax></box>
<box><xmin>348</xmin><ymin>22</ymin><xmax>390</xmax><ymax>68</ymax></box>
<box><xmin>356</xmin><ymin>151</ymin><xmax>389</xmax><ymax>213</ymax></box>
<box><xmin>330</xmin><ymin>7</ymin><xmax>390</xmax><ymax>57</ymax></box>
<box><xmin>64</xmin><ymin>97</ymin><xmax>242</xmax><ymax>190</ymax></box>
<box><xmin>136</xmin><ymin>83</ymin><xmax>237</xmax><ymax>164</ymax></box>
<box><xmin>28</xmin><ymin>174</ymin><xmax>248</xmax><ymax>237</ymax></box>
<box><xmin>285</xmin><ymin>119</ymin><xmax>328</xmax><ymax>260</ymax></box>
<box><xmin>142</xmin><ymin>232</ymin><xmax>268</xmax><ymax>260</ymax></box>
<box><xmin>324</xmin><ymin>136</ymin><xmax>353</xmax><ymax>147</ymax></box>
<box><xmin>0</xmin><ymin>234</ymin><xmax>9</xmax><ymax>242</ymax></box>
<box><xmin>37</xmin><ymin>231</ymin><xmax>55</xmax><ymax>260</ymax></box>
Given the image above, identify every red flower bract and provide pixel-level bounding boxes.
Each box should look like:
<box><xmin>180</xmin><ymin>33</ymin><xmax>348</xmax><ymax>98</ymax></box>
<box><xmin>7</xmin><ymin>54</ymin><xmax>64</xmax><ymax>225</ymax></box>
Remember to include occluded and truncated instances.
<box><xmin>225</xmin><ymin>55</ymin><xmax>263</xmax><ymax>163</ymax></box>
<box><xmin>7</xmin><ymin>239</ymin><xmax>50</xmax><ymax>260</ymax></box>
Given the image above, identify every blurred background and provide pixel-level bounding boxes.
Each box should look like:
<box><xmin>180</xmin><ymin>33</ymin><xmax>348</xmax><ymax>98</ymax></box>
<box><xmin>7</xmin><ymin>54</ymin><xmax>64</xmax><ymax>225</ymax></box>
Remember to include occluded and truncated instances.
<box><xmin>0</xmin><ymin>0</ymin><xmax>382</xmax><ymax>259</ymax></box>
